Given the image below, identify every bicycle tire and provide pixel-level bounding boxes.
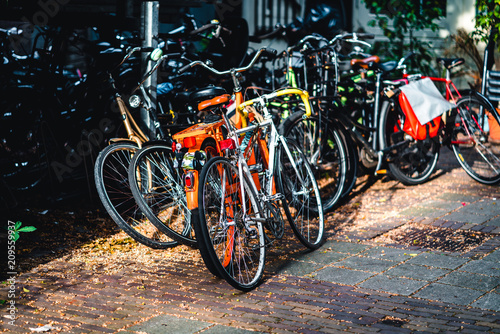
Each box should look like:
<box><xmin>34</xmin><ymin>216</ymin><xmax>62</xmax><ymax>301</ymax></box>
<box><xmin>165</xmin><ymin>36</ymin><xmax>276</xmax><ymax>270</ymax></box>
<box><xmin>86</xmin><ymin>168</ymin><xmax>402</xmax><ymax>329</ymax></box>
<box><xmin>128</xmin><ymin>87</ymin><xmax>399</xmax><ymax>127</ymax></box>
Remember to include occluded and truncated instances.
<box><xmin>277</xmin><ymin>138</ymin><xmax>325</xmax><ymax>249</ymax></box>
<box><xmin>195</xmin><ymin>156</ymin><xmax>266</xmax><ymax>291</ymax></box>
<box><xmin>280</xmin><ymin>112</ymin><xmax>349</xmax><ymax>211</ymax></box>
<box><xmin>332</xmin><ymin>118</ymin><xmax>359</xmax><ymax>198</ymax></box>
<box><xmin>379</xmin><ymin>100</ymin><xmax>440</xmax><ymax>185</ymax></box>
<box><xmin>94</xmin><ymin>142</ymin><xmax>177</xmax><ymax>249</ymax></box>
<box><xmin>128</xmin><ymin>144</ymin><xmax>196</xmax><ymax>248</ymax></box>
<box><xmin>450</xmin><ymin>93</ymin><xmax>500</xmax><ymax>184</ymax></box>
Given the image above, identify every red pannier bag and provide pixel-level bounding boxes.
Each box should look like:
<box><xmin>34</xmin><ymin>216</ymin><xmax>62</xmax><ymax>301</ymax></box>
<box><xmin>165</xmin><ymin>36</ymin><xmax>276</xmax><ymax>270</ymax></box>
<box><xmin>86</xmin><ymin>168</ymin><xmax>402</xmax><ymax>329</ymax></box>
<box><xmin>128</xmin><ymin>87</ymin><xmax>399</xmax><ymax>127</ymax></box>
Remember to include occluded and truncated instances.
<box><xmin>398</xmin><ymin>92</ymin><xmax>442</xmax><ymax>140</ymax></box>
<box><xmin>397</xmin><ymin>77</ymin><xmax>455</xmax><ymax>141</ymax></box>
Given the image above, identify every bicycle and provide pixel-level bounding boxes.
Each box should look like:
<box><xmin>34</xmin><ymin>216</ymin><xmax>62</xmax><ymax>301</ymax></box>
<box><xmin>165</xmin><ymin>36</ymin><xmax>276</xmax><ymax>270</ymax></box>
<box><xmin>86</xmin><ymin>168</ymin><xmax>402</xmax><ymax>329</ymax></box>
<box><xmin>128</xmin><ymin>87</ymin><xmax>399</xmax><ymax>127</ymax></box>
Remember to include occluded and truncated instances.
<box><xmin>127</xmin><ymin>90</ymin><xmax>228</xmax><ymax>249</ymax></box>
<box><xmin>175</xmin><ymin>53</ymin><xmax>324</xmax><ymax>291</ymax></box>
<box><xmin>285</xmin><ymin>33</ymin><xmax>440</xmax><ymax>185</ymax></box>
<box><xmin>241</xmin><ymin>34</ymin><xmax>352</xmax><ymax>210</ymax></box>
<box><xmin>95</xmin><ymin>19</ymin><xmax>235</xmax><ymax>249</ymax></box>
<box><xmin>126</xmin><ymin>48</ymin><xmax>285</xmax><ymax>249</ymax></box>
<box><xmin>398</xmin><ymin>57</ymin><xmax>500</xmax><ymax>184</ymax></box>
<box><xmin>94</xmin><ymin>46</ymin><xmax>178</xmax><ymax>249</ymax></box>
<box><xmin>276</xmin><ymin>34</ymin><xmax>360</xmax><ymax>207</ymax></box>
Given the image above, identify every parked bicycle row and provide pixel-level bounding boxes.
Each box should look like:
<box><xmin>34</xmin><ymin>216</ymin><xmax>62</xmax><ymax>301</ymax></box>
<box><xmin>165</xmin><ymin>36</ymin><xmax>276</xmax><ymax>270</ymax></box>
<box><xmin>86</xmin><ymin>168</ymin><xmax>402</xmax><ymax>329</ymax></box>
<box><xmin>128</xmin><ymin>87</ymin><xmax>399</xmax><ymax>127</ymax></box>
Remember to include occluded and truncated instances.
<box><xmin>4</xmin><ymin>13</ymin><xmax>495</xmax><ymax>290</ymax></box>
<box><xmin>92</xmin><ymin>24</ymin><xmax>500</xmax><ymax>291</ymax></box>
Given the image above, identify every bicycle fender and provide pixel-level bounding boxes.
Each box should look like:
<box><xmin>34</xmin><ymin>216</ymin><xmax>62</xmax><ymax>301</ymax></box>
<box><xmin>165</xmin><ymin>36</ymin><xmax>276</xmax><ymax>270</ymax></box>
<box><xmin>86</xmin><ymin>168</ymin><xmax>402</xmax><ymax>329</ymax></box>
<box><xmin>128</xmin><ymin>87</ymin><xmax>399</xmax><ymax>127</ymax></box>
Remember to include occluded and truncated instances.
<box><xmin>185</xmin><ymin>170</ymin><xmax>199</xmax><ymax>210</ymax></box>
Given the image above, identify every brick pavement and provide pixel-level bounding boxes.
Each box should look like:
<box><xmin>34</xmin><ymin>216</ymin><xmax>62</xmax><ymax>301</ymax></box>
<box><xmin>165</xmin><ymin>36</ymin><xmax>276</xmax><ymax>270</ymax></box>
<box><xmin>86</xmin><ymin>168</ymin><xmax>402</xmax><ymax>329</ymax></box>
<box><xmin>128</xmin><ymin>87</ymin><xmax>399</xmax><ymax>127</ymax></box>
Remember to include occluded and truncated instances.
<box><xmin>1</xmin><ymin>149</ymin><xmax>500</xmax><ymax>333</ymax></box>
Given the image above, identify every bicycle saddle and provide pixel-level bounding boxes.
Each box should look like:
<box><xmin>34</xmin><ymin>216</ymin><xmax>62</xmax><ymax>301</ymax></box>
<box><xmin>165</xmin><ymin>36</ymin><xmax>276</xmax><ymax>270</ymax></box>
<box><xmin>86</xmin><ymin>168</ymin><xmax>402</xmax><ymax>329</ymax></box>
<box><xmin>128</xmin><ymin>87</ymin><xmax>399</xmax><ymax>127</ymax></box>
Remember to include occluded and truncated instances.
<box><xmin>198</xmin><ymin>94</ymin><xmax>230</xmax><ymax>111</ymax></box>
<box><xmin>437</xmin><ymin>58</ymin><xmax>464</xmax><ymax>70</ymax></box>
<box><xmin>190</xmin><ymin>86</ymin><xmax>227</xmax><ymax>101</ymax></box>
<box><xmin>350</xmin><ymin>55</ymin><xmax>380</xmax><ymax>69</ymax></box>
<box><xmin>376</xmin><ymin>60</ymin><xmax>398</xmax><ymax>73</ymax></box>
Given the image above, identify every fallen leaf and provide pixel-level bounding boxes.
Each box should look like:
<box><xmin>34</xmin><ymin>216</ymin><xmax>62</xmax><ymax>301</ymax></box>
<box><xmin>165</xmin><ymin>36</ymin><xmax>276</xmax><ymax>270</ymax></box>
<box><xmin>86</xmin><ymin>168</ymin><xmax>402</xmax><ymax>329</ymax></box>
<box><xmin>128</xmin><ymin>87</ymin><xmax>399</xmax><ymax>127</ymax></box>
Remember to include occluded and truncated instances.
<box><xmin>29</xmin><ymin>324</ymin><xmax>56</xmax><ymax>332</ymax></box>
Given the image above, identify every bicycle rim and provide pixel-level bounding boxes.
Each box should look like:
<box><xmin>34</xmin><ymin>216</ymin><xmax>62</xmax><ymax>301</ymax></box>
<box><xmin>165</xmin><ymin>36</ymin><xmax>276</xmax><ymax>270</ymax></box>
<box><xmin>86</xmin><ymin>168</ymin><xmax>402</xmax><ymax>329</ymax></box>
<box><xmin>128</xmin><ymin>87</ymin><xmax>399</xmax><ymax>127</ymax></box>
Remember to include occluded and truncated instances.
<box><xmin>380</xmin><ymin>100</ymin><xmax>439</xmax><ymax>185</ymax></box>
<box><xmin>94</xmin><ymin>142</ymin><xmax>177</xmax><ymax>249</ymax></box>
<box><xmin>196</xmin><ymin>157</ymin><xmax>266</xmax><ymax>291</ymax></box>
<box><xmin>451</xmin><ymin>96</ymin><xmax>500</xmax><ymax>184</ymax></box>
<box><xmin>128</xmin><ymin>145</ymin><xmax>195</xmax><ymax>247</ymax></box>
<box><xmin>278</xmin><ymin>138</ymin><xmax>325</xmax><ymax>249</ymax></box>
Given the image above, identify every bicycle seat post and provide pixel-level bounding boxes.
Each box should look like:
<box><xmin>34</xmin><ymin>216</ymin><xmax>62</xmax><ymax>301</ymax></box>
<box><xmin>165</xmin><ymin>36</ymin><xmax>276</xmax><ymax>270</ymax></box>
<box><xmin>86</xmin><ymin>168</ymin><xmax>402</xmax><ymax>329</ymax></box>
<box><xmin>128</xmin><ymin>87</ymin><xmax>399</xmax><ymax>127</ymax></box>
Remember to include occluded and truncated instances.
<box><xmin>445</xmin><ymin>67</ymin><xmax>451</xmax><ymax>82</ymax></box>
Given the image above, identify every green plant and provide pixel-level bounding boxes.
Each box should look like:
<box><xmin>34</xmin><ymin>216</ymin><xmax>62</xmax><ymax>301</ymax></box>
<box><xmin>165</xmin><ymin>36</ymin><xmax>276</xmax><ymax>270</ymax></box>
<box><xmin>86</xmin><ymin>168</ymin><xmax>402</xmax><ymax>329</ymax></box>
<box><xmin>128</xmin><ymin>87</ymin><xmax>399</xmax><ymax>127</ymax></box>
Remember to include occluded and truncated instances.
<box><xmin>473</xmin><ymin>0</ymin><xmax>500</xmax><ymax>50</ymax></box>
<box><xmin>8</xmin><ymin>221</ymin><xmax>36</xmax><ymax>242</ymax></box>
<box><xmin>362</xmin><ymin>0</ymin><xmax>446</xmax><ymax>75</ymax></box>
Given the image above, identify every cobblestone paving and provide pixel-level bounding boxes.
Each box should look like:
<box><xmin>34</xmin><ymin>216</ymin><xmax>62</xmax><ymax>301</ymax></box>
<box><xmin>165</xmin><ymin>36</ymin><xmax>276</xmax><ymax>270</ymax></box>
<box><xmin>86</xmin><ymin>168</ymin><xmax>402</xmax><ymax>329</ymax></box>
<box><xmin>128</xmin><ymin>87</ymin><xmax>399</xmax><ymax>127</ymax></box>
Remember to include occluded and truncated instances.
<box><xmin>1</xmin><ymin>150</ymin><xmax>500</xmax><ymax>333</ymax></box>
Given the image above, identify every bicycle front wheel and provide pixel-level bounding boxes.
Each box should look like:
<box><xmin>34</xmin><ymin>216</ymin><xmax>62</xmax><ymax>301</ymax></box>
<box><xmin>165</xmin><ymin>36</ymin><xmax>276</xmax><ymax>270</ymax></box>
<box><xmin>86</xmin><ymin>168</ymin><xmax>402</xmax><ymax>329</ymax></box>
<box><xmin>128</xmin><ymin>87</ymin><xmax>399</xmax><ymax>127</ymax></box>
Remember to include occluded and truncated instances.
<box><xmin>280</xmin><ymin>112</ymin><xmax>349</xmax><ymax>211</ymax></box>
<box><xmin>277</xmin><ymin>138</ymin><xmax>325</xmax><ymax>249</ymax></box>
<box><xmin>94</xmin><ymin>142</ymin><xmax>177</xmax><ymax>249</ymax></box>
<box><xmin>379</xmin><ymin>100</ymin><xmax>440</xmax><ymax>185</ymax></box>
<box><xmin>451</xmin><ymin>94</ymin><xmax>500</xmax><ymax>184</ymax></box>
<box><xmin>128</xmin><ymin>145</ymin><xmax>195</xmax><ymax>247</ymax></box>
<box><xmin>196</xmin><ymin>156</ymin><xmax>266</xmax><ymax>291</ymax></box>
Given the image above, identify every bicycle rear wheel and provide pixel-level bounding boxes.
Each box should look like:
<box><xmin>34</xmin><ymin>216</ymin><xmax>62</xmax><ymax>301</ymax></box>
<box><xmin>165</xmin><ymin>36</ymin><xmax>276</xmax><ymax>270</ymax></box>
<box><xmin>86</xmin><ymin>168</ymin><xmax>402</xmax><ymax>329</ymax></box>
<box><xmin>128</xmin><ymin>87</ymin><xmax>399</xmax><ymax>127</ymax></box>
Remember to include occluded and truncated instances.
<box><xmin>451</xmin><ymin>94</ymin><xmax>500</xmax><ymax>184</ymax></box>
<box><xmin>280</xmin><ymin>112</ymin><xmax>349</xmax><ymax>211</ymax></box>
<box><xmin>128</xmin><ymin>145</ymin><xmax>195</xmax><ymax>247</ymax></box>
<box><xmin>94</xmin><ymin>142</ymin><xmax>177</xmax><ymax>249</ymax></box>
<box><xmin>277</xmin><ymin>138</ymin><xmax>325</xmax><ymax>249</ymax></box>
<box><xmin>379</xmin><ymin>100</ymin><xmax>440</xmax><ymax>185</ymax></box>
<box><xmin>196</xmin><ymin>156</ymin><xmax>266</xmax><ymax>291</ymax></box>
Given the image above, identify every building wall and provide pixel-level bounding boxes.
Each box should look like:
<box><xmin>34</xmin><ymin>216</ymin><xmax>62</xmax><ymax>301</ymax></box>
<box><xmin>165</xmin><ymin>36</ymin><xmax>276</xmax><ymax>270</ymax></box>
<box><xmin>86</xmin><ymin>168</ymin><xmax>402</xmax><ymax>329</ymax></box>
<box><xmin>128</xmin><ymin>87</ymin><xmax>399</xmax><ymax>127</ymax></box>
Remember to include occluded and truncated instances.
<box><xmin>352</xmin><ymin>0</ymin><xmax>477</xmax><ymax>40</ymax></box>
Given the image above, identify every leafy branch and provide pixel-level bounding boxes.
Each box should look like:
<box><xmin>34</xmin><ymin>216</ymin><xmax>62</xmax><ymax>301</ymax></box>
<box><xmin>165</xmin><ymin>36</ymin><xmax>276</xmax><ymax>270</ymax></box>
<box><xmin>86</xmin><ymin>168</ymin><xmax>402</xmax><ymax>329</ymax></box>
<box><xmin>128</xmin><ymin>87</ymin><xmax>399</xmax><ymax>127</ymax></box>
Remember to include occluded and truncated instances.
<box><xmin>362</xmin><ymin>0</ymin><xmax>446</xmax><ymax>74</ymax></box>
<box><xmin>473</xmin><ymin>0</ymin><xmax>500</xmax><ymax>50</ymax></box>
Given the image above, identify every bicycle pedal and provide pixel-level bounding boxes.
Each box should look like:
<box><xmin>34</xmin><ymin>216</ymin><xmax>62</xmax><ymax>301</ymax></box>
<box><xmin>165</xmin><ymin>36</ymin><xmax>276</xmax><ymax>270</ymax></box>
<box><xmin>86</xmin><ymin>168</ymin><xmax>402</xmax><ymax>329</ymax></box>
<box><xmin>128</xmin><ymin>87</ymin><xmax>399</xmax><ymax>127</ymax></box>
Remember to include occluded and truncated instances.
<box><xmin>375</xmin><ymin>169</ymin><xmax>387</xmax><ymax>175</ymax></box>
<box><xmin>263</xmin><ymin>193</ymin><xmax>284</xmax><ymax>202</ymax></box>
<box><xmin>248</xmin><ymin>163</ymin><xmax>263</xmax><ymax>173</ymax></box>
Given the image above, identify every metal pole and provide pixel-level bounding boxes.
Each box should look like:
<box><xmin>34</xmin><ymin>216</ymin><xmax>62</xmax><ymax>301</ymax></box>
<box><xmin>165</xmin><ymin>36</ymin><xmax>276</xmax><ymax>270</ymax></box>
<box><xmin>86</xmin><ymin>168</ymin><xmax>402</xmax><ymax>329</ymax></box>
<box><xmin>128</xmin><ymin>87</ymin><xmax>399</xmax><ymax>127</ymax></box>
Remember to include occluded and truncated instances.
<box><xmin>140</xmin><ymin>1</ymin><xmax>159</xmax><ymax>138</ymax></box>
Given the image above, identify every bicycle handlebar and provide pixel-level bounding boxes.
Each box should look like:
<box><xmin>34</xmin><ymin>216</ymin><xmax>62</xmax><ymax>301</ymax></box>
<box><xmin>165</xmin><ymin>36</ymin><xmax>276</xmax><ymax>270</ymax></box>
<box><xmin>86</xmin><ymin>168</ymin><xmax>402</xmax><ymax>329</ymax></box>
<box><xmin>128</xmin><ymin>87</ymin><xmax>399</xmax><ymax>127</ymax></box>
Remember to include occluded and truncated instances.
<box><xmin>289</xmin><ymin>32</ymin><xmax>374</xmax><ymax>54</ymax></box>
<box><xmin>178</xmin><ymin>47</ymin><xmax>278</xmax><ymax>75</ymax></box>
<box><xmin>397</xmin><ymin>52</ymin><xmax>416</xmax><ymax>68</ymax></box>
<box><xmin>237</xmin><ymin>88</ymin><xmax>312</xmax><ymax>119</ymax></box>
<box><xmin>189</xmin><ymin>21</ymin><xmax>231</xmax><ymax>38</ymax></box>
<box><xmin>189</xmin><ymin>22</ymin><xmax>218</xmax><ymax>36</ymax></box>
<box><xmin>328</xmin><ymin>32</ymin><xmax>374</xmax><ymax>49</ymax></box>
<box><xmin>288</xmin><ymin>34</ymin><xmax>328</xmax><ymax>52</ymax></box>
<box><xmin>136</xmin><ymin>52</ymin><xmax>185</xmax><ymax>90</ymax></box>
<box><xmin>249</xmin><ymin>24</ymin><xmax>285</xmax><ymax>43</ymax></box>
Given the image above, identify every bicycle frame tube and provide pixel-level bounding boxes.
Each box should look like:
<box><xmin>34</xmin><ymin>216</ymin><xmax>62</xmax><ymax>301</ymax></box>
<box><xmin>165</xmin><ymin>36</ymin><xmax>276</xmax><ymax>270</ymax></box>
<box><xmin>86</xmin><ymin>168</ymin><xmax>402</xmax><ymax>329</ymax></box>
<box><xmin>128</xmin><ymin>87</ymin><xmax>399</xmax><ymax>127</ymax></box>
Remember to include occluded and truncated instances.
<box><xmin>277</xmin><ymin>135</ymin><xmax>305</xmax><ymax>185</ymax></box>
<box><xmin>237</xmin><ymin>88</ymin><xmax>312</xmax><ymax>118</ymax></box>
<box><xmin>419</xmin><ymin>76</ymin><xmax>462</xmax><ymax>103</ymax></box>
<box><xmin>372</xmin><ymin>72</ymin><xmax>383</xmax><ymax>151</ymax></box>
<box><xmin>115</xmin><ymin>96</ymin><xmax>149</xmax><ymax>147</ymax></box>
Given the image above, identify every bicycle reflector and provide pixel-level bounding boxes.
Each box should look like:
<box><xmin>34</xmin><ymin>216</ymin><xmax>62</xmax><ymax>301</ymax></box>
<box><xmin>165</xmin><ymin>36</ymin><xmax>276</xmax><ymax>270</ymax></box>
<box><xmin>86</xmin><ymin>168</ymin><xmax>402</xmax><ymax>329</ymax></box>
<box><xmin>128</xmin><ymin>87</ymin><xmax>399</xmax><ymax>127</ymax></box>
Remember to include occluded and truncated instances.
<box><xmin>220</xmin><ymin>138</ymin><xmax>236</xmax><ymax>150</ymax></box>
<box><xmin>184</xmin><ymin>172</ymin><xmax>195</xmax><ymax>189</ymax></box>
<box><xmin>183</xmin><ymin>136</ymin><xmax>196</xmax><ymax>148</ymax></box>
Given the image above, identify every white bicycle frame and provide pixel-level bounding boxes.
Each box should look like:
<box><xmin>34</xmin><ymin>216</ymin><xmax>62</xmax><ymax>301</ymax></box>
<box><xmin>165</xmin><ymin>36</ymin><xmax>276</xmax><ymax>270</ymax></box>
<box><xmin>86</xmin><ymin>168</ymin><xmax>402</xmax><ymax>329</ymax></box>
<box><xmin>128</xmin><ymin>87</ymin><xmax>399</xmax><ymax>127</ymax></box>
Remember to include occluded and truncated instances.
<box><xmin>219</xmin><ymin>90</ymin><xmax>317</xmax><ymax>227</ymax></box>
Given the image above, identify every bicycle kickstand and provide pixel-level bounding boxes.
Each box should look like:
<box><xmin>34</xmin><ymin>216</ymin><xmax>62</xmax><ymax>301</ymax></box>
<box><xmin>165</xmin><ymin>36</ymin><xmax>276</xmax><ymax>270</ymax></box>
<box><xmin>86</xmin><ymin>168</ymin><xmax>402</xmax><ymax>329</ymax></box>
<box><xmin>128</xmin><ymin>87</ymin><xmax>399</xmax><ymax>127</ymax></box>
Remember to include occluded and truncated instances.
<box><xmin>374</xmin><ymin>151</ymin><xmax>387</xmax><ymax>175</ymax></box>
